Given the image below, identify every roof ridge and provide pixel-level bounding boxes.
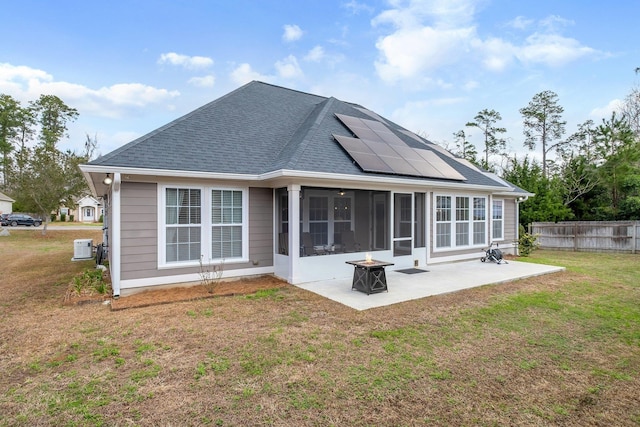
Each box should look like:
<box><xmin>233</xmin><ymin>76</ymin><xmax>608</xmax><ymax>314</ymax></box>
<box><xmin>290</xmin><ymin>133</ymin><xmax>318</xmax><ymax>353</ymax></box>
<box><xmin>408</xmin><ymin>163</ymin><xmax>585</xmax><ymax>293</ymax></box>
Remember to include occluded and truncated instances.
<box><xmin>278</xmin><ymin>97</ymin><xmax>340</xmax><ymax>170</ymax></box>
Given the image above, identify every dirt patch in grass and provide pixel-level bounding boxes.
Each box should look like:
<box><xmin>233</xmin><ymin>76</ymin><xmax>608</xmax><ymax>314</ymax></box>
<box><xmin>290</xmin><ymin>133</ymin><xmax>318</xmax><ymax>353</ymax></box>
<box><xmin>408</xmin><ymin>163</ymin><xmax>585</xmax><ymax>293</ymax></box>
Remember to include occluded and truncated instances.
<box><xmin>110</xmin><ymin>275</ymin><xmax>287</xmax><ymax>310</ymax></box>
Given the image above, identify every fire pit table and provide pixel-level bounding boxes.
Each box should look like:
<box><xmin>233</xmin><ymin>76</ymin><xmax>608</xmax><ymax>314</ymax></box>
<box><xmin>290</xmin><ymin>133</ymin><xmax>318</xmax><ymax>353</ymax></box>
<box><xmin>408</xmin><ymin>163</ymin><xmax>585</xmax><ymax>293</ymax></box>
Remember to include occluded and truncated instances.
<box><xmin>346</xmin><ymin>260</ymin><xmax>394</xmax><ymax>295</ymax></box>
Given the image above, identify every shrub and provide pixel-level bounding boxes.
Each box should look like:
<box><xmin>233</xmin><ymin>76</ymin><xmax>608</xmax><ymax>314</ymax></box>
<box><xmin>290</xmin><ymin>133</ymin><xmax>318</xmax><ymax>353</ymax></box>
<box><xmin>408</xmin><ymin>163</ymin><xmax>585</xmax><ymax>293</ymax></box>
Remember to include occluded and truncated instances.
<box><xmin>518</xmin><ymin>224</ymin><xmax>539</xmax><ymax>256</ymax></box>
<box><xmin>50</xmin><ymin>214</ymin><xmax>56</xmax><ymax>222</ymax></box>
<box><xmin>60</xmin><ymin>213</ymin><xmax>66</xmax><ymax>222</ymax></box>
<box><xmin>69</xmin><ymin>214</ymin><xmax>74</xmax><ymax>222</ymax></box>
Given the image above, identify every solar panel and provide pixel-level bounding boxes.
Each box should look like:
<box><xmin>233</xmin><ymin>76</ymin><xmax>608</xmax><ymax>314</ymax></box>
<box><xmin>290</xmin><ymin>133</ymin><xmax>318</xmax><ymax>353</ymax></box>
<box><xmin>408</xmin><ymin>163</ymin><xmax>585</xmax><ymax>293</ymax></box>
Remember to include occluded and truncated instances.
<box><xmin>414</xmin><ymin>148</ymin><xmax>466</xmax><ymax>180</ymax></box>
<box><xmin>333</xmin><ymin>134</ymin><xmax>374</xmax><ymax>154</ymax></box>
<box><xmin>334</xmin><ymin>135</ymin><xmax>394</xmax><ymax>173</ymax></box>
<box><xmin>334</xmin><ymin>114</ymin><xmax>466</xmax><ymax>181</ymax></box>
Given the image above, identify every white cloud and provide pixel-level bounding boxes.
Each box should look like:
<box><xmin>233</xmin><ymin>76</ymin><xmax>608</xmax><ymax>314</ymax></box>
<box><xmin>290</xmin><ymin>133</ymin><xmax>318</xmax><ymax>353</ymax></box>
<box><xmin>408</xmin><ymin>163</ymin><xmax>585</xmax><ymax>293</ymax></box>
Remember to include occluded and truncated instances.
<box><xmin>473</xmin><ymin>37</ymin><xmax>516</xmax><ymax>71</ymax></box>
<box><xmin>507</xmin><ymin>16</ymin><xmax>534</xmax><ymax>30</ymax></box>
<box><xmin>275</xmin><ymin>55</ymin><xmax>303</xmax><ymax>79</ymax></box>
<box><xmin>372</xmin><ymin>2</ymin><xmax>602</xmax><ymax>82</ymax></box>
<box><xmin>463</xmin><ymin>80</ymin><xmax>479</xmax><ymax>91</ymax></box>
<box><xmin>305</xmin><ymin>46</ymin><xmax>326</xmax><ymax>62</ymax></box>
<box><xmin>342</xmin><ymin>0</ymin><xmax>375</xmax><ymax>15</ymax></box>
<box><xmin>230</xmin><ymin>63</ymin><xmax>270</xmax><ymax>85</ymax></box>
<box><xmin>0</xmin><ymin>62</ymin><xmax>52</xmax><ymax>82</ymax></box>
<box><xmin>540</xmin><ymin>15</ymin><xmax>574</xmax><ymax>32</ymax></box>
<box><xmin>375</xmin><ymin>25</ymin><xmax>475</xmax><ymax>81</ymax></box>
<box><xmin>590</xmin><ymin>99</ymin><xmax>623</xmax><ymax>120</ymax></box>
<box><xmin>188</xmin><ymin>75</ymin><xmax>216</xmax><ymax>87</ymax></box>
<box><xmin>303</xmin><ymin>46</ymin><xmax>345</xmax><ymax>67</ymax></box>
<box><xmin>158</xmin><ymin>52</ymin><xmax>214</xmax><ymax>69</ymax></box>
<box><xmin>517</xmin><ymin>33</ymin><xmax>597</xmax><ymax>67</ymax></box>
<box><xmin>0</xmin><ymin>62</ymin><xmax>180</xmax><ymax>118</ymax></box>
<box><xmin>282</xmin><ymin>24</ymin><xmax>303</xmax><ymax>42</ymax></box>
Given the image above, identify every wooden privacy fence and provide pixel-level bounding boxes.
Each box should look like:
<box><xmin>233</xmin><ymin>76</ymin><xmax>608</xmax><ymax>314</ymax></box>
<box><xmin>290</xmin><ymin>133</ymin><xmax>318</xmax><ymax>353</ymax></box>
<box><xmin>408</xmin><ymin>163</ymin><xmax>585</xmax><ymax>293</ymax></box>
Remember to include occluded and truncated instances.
<box><xmin>530</xmin><ymin>221</ymin><xmax>640</xmax><ymax>253</ymax></box>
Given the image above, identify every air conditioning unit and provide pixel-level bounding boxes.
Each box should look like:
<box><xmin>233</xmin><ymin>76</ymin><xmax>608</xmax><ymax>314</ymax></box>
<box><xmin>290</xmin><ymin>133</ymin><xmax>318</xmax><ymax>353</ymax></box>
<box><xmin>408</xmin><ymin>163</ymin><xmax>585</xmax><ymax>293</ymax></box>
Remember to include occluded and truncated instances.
<box><xmin>73</xmin><ymin>239</ymin><xmax>93</xmax><ymax>260</ymax></box>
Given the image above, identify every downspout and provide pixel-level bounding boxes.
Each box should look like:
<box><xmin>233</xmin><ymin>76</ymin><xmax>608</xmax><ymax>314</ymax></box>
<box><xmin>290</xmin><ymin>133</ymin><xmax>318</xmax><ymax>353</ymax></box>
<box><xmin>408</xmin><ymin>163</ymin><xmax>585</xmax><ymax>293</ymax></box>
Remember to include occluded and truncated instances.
<box><xmin>111</xmin><ymin>173</ymin><xmax>122</xmax><ymax>297</ymax></box>
<box><xmin>515</xmin><ymin>196</ymin><xmax>529</xmax><ymax>256</ymax></box>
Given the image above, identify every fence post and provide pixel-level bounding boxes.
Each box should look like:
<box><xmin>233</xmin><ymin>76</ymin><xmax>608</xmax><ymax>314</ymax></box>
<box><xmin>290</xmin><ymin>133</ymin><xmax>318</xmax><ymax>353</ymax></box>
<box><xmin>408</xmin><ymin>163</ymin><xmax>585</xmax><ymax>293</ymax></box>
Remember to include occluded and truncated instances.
<box><xmin>574</xmin><ymin>223</ymin><xmax>578</xmax><ymax>252</ymax></box>
<box><xmin>634</xmin><ymin>221</ymin><xmax>638</xmax><ymax>254</ymax></box>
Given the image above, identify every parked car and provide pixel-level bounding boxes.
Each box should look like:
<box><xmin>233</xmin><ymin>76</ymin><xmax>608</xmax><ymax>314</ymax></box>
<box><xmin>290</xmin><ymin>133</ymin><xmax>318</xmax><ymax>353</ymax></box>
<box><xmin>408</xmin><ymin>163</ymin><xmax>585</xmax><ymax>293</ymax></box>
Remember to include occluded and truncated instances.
<box><xmin>1</xmin><ymin>214</ymin><xmax>42</xmax><ymax>227</ymax></box>
<box><xmin>0</xmin><ymin>213</ymin><xmax>9</xmax><ymax>225</ymax></box>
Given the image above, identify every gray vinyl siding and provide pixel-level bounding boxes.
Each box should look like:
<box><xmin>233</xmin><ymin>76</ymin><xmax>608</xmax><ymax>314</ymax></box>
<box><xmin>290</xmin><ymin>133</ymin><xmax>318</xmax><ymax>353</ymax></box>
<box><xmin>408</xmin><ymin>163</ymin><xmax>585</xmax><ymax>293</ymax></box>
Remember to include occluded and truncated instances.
<box><xmin>119</xmin><ymin>182</ymin><xmax>274</xmax><ymax>282</ymax></box>
<box><xmin>248</xmin><ymin>187</ymin><xmax>274</xmax><ymax>268</ymax></box>
<box><xmin>120</xmin><ymin>182</ymin><xmax>157</xmax><ymax>280</ymax></box>
<box><xmin>504</xmin><ymin>199</ymin><xmax>516</xmax><ymax>243</ymax></box>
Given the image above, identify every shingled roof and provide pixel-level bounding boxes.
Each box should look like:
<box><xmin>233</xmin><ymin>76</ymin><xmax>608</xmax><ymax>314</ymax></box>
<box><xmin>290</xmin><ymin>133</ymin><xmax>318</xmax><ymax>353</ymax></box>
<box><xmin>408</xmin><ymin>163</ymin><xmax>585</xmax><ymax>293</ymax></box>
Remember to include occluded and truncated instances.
<box><xmin>89</xmin><ymin>81</ymin><xmax>520</xmax><ymax>190</ymax></box>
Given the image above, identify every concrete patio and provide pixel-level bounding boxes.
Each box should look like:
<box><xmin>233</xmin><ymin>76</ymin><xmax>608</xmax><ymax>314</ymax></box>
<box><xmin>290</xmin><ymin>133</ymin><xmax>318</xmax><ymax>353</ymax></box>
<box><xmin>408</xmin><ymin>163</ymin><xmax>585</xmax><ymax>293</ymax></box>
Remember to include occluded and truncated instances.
<box><xmin>295</xmin><ymin>260</ymin><xmax>565</xmax><ymax>310</ymax></box>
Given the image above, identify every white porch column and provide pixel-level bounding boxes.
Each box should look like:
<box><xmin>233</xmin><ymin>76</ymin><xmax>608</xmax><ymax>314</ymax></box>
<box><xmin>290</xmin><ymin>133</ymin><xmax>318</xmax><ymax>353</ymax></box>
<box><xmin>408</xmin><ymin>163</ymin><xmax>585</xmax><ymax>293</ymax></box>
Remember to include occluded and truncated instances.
<box><xmin>111</xmin><ymin>173</ymin><xmax>121</xmax><ymax>297</ymax></box>
<box><xmin>287</xmin><ymin>184</ymin><xmax>301</xmax><ymax>283</ymax></box>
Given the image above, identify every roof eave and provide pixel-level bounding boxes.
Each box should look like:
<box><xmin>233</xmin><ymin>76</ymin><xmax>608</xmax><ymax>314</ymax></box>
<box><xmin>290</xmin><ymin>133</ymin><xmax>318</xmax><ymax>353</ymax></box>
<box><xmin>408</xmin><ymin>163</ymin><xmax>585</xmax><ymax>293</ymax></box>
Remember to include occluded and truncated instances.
<box><xmin>80</xmin><ymin>164</ymin><xmax>512</xmax><ymax>193</ymax></box>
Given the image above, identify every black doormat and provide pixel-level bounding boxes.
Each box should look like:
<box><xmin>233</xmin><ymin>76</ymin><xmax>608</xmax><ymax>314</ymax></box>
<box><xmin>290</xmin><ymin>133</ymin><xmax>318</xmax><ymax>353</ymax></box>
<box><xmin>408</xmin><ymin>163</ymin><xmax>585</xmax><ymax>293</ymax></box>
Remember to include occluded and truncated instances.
<box><xmin>396</xmin><ymin>268</ymin><xmax>429</xmax><ymax>274</ymax></box>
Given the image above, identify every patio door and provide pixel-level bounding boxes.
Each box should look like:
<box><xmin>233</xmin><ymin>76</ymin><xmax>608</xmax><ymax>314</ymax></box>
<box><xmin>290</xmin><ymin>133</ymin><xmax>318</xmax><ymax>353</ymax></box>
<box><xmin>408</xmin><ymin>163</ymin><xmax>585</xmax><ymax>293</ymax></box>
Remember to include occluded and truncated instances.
<box><xmin>393</xmin><ymin>193</ymin><xmax>412</xmax><ymax>257</ymax></box>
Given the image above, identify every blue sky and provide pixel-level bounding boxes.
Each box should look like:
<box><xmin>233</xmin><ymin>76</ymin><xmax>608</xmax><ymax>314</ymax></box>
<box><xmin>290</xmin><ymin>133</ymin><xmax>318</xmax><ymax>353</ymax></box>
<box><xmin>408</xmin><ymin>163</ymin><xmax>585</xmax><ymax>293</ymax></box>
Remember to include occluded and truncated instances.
<box><xmin>1</xmin><ymin>0</ymin><xmax>639</xmax><ymax>163</ymax></box>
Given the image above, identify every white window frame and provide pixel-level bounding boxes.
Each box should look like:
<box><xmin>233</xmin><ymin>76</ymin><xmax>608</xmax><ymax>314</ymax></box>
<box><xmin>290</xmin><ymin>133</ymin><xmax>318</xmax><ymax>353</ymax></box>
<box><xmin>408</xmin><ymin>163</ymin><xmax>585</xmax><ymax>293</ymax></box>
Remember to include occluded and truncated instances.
<box><xmin>158</xmin><ymin>184</ymin><xmax>248</xmax><ymax>268</ymax></box>
<box><xmin>435</xmin><ymin>195</ymin><xmax>452</xmax><ymax>249</ymax></box>
<box><xmin>301</xmin><ymin>190</ymin><xmax>354</xmax><ymax>246</ymax></box>
<box><xmin>492</xmin><ymin>199</ymin><xmax>504</xmax><ymax>241</ymax></box>
<box><xmin>434</xmin><ymin>193</ymin><xmax>488</xmax><ymax>252</ymax></box>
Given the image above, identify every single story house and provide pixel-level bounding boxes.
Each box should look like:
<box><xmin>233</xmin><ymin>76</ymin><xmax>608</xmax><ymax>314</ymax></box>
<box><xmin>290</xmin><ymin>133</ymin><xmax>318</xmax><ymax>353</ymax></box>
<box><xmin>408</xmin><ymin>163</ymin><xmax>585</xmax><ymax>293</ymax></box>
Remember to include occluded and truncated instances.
<box><xmin>81</xmin><ymin>81</ymin><xmax>532</xmax><ymax>297</ymax></box>
<box><xmin>75</xmin><ymin>195</ymin><xmax>103</xmax><ymax>222</ymax></box>
<box><xmin>0</xmin><ymin>191</ymin><xmax>14</xmax><ymax>215</ymax></box>
<box><xmin>56</xmin><ymin>195</ymin><xmax>103</xmax><ymax>222</ymax></box>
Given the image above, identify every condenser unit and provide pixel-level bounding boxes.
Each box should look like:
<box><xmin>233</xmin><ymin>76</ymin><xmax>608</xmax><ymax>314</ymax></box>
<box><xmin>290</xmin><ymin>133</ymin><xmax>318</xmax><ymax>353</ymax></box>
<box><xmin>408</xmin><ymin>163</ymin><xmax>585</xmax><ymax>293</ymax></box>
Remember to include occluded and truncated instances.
<box><xmin>73</xmin><ymin>239</ymin><xmax>93</xmax><ymax>260</ymax></box>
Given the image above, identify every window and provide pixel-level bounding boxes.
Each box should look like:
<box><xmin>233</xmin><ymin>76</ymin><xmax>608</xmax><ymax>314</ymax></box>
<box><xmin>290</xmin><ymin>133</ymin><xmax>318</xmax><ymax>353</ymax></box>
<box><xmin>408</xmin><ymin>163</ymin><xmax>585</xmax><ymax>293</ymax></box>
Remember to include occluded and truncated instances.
<box><xmin>492</xmin><ymin>199</ymin><xmax>504</xmax><ymax>241</ymax></box>
<box><xmin>309</xmin><ymin>196</ymin><xmax>329</xmax><ymax>246</ymax></box>
<box><xmin>165</xmin><ymin>188</ymin><xmax>202</xmax><ymax>262</ymax></box>
<box><xmin>161</xmin><ymin>186</ymin><xmax>246</xmax><ymax>266</ymax></box>
<box><xmin>435</xmin><ymin>194</ymin><xmax>487</xmax><ymax>250</ymax></box>
<box><xmin>211</xmin><ymin>189</ymin><xmax>243</xmax><ymax>259</ymax></box>
<box><xmin>435</xmin><ymin>196</ymin><xmax>451</xmax><ymax>248</ymax></box>
<box><xmin>473</xmin><ymin>197</ymin><xmax>486</xmax><ymax>245</ymax></box>
<box><xmin>455</xmin><ymin>196</ymin><xmax>469</xmax><ymax>246</ymax></box>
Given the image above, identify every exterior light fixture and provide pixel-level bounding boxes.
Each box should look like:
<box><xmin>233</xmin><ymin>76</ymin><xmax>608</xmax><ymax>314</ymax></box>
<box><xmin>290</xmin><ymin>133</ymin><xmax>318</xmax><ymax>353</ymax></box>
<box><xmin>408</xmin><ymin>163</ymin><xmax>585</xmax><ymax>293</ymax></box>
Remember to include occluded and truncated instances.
<box><xmin>103</xmin><ymin>173</ymin><xmax>113</xmax><ymax>185</ymax></box>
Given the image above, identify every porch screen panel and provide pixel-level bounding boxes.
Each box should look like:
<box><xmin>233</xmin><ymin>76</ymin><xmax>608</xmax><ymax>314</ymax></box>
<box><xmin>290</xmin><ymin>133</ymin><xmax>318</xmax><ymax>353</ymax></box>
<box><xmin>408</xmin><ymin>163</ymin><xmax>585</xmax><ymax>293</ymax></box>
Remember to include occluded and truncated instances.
<box><xmin>333</xmin><ymin>197</ymin><xmax>352</xmax><ymax>244</ymax></box>
<box><xmin>435</xmin><ymin>196</ymin><xmax>451</xmax><ymax>248</ymax></box>
<box><xmin>393</xmin><ymin>193</ymin><xmax>412</xmax><ymax>256</ymax></box>
<box><xmin>309</xmin><ymin>196</ymin><xmax>328</xmax><ymax>245</ymax></box>
<box><xmin>414</xmin><ymin>193</ymin><xmax>425</xmax><ymax>248</ymax></box>
<box><xmin>211</xmin><ymin>190</ymin><xmax>243</xmax><ymax>259</ymax></box>
<box><xmin>165</xmin><ymin>188</ymin><xmax>201</xmax><ymax>262</ymax></box>
<box><xmin>473</xmin><ymin>197</ymin><xmax>486</xmax><ymax>245</ymax></box>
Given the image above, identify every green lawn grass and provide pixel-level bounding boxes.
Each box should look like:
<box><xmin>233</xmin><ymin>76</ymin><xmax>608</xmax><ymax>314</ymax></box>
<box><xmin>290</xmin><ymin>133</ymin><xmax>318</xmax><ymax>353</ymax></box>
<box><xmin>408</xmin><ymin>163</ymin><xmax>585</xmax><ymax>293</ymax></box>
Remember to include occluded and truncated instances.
<box><xmin>1</xmin><ymin>233</ymin><xmax>639</xmax><ymax>426</ymax></box>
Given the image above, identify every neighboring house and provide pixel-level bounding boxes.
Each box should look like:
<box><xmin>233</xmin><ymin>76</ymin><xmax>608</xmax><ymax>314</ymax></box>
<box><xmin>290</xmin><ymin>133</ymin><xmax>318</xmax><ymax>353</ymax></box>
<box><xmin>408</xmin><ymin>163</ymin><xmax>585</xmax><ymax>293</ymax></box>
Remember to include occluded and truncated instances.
<box><xmin>0</xmin><ymin>191</ymin><xmax>15</xmax><ymax>215</ymax></box>
<box><xmin>76</xmin><ymin>195</ymin><xmax>103</xmax><ymax>222</ymax></box>
<box><xmin>56</xmin><ymin>195</ymin><xmax>103</xmax><ymax>222</ymax></box>
<box><xmin>81</xmin><ymin>81</ymin><xmax>532</xmax><ymax>297</ymax></box>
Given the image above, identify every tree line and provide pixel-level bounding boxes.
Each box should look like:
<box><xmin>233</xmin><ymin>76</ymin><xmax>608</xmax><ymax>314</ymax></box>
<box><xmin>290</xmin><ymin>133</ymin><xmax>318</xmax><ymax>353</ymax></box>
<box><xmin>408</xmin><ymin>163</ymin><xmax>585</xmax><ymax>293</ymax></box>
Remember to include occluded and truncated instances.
<box><xmin>450</xmin><ymin>74</ymin><xmax>640</xmax><ymax>225</ymax></box>
<box><xmin>0</xmin><ymin>94</ymin><xmax>94</xmax><ymax>232</ymax></box>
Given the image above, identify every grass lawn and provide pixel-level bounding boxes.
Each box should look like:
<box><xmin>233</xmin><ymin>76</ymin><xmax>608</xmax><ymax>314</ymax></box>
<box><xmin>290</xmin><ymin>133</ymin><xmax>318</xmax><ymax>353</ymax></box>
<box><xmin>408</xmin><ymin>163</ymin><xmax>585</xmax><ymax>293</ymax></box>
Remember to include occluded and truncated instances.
<box><xmin>0</xmin><ymin>230</ymin><xmax>639</xmax><ymax>426</ymax></box>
